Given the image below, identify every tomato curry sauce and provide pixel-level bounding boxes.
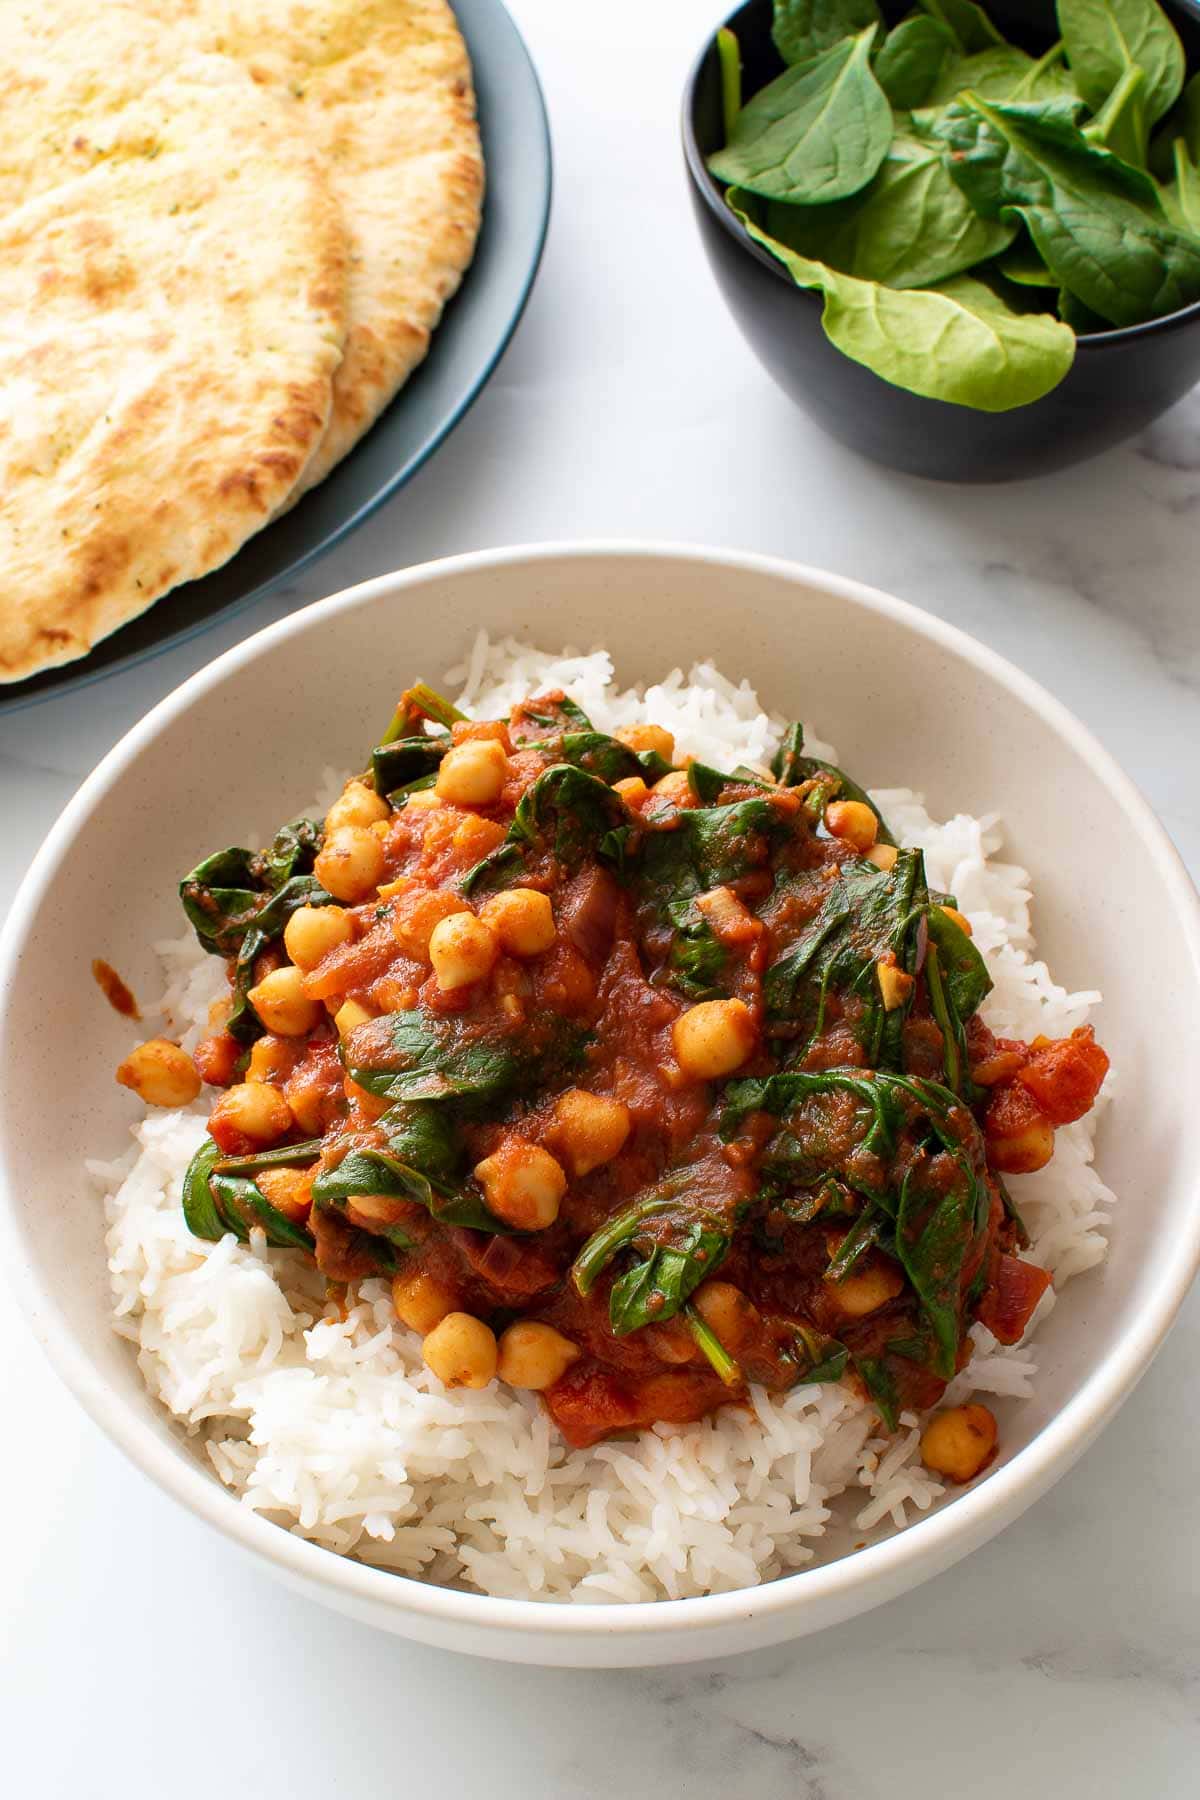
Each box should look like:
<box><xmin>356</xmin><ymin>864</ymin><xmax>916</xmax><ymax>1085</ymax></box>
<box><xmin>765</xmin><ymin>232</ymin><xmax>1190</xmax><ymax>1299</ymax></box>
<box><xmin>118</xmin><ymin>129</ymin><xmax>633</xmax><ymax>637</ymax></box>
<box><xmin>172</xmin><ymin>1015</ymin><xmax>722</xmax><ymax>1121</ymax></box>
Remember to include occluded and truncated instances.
<box><xmin>173</xmin><ymin>682</ymin><xmax>1108</xmax><ymax>1480</ymax></box>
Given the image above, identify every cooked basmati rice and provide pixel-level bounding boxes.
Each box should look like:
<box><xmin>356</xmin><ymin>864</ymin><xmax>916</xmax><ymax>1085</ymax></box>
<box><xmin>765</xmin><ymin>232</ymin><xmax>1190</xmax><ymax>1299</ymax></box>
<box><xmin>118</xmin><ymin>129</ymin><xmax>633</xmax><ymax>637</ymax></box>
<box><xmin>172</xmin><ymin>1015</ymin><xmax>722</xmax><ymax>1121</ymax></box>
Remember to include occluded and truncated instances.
<box><xmin>96</xmin><ymin>639</ymin><xmax>1114</xmax><ymax>1602</ymax></box>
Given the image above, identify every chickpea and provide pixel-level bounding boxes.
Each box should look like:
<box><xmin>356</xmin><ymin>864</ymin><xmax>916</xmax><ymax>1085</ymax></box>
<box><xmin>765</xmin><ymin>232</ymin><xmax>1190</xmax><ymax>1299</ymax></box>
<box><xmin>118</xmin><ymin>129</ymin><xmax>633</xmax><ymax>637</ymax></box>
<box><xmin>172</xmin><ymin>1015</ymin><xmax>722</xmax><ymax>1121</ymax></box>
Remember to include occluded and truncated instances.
<box><xmin>435</xmin><ymin>738</ymin><xmax>508</xmax><ymax>807</ymax></box>
<box><xmin>550</xmin><ymin>1088</ymin><xmax>631</xmax><ymax>1176</ymax></box>
<box><xmin>391</xmin><ymin>888</ymin><xmax>471</xmax><ymax>959</ymax></box>
<box><xmin>480</xmin><ymin>887</ymin><xmax>557</xmax><ymax>958</ymax></box>
<box><xmin>615</xmin><ymin>723</ymin><xmax>676</xmax><ymax>763</ymax></box>
<box><xmin>283</xmin><ymin>903</ymin><xmax>353</xmax><ymax>970</ymax></box>
<box><xmin>825</xmin><ymin>800</ymin><xmax>879</xmax><ymax>852</ymax></box>
<box><xmin>612</xmin><ymin>776</ymin><xmax>648</xmax><ymax>803</ymax></box>
<box><xmin>692</xmin><ymin>1280</ymin><xmax>760</xmax><ymax>1352</ymax></box>
<box><xmin>254</xmin><ymin>1166</ymin><xmax>314</xmax><ymax>1223</ymax></box>
<box><xmin>247</xmin><ymin>965</ymin><xmax>322</xmax><ymax>1038</ymax></box>
<box><xmin>921</xmin><ymin>1403</ymin><xmax>998</xmax><ymax>1483</ymax></box>
<box><xmin>940</xmin><ymin>905</ymin><xmax>973</xmax><ymax>937</ymax></box>
<box><xmin>314</xmin><ymin>825</ymin><xmax>385</xmax><ymax>903</ymax></box>
<box><xmin>334</xmin><ymin>998</ymin><xmax>375</xmax><ymax>1038</ymax></box>
<box><xmin>672</xmin><ymin>997</ymin><xmax>756</xmax><ymax>1081</ymax></box>
<box><xmin>876</xmin><ymin>960</ymin><xmax>915</xmax><ymax>1012</ymax></box>
<box><xmin>209</xmin><ymin>1080</ymin><xmax>293</xmax><ymax>1147</ymax></box>
<box><xmin>428</xmin><ymin>911</ymin><xmax>499</xmax><ymax>990</ymax></box>
<box><xmin>246</xmin><ymin>1034</ymin><xmax>294</xmax><ymax>1085</ymax></box>
<box><xmin>325</xmin><ymin>780</ymin><xmax>389</xmax><ymax>834</ymax></box>
<box><xmin>392</xmin><ymin>1269</ymin><xmax>457</xmax><ymax>1335</ymax></box>
<box><xmin>115</xmin><ymin>1037</ymin><xmax>201</xmax><ymax>1109</ymax></box>
<box><xmin>193</xmin><ymin>1032</ymin><xmax>241</xmax><ymax>1088</ymax></box>
<box><xmin>651</xmin><ymin>769</ymin><xmax>692</xmax><ymax>802</ymax></box>
<box><xmin>282</xmin><ymin>1068</ymin><xmax>332</xmax><ymax>1137</ymax></box>
<box><xmin>497</xmin><ymin>1321</ymin><xmax>580</xmax><ymax>1390</ymax></box>
<box><xmin>866</xmin><ymin>843</ymin><xmax>899</xmax><ymax>872</ymax></box>
<box><xmin>422</xmin><ymin>1312</ymin><xmax>498</xmax><ymax>1389</ymax></box>
<box><xmin>474</xmin><ymin>1139</ymin><xmax>567</xmax><ymax>1230</ymax></box>
<box><xmin>825</xmin><ymin>1258</ymin><xmax>905</xmax><ymax>1319</ymax></box>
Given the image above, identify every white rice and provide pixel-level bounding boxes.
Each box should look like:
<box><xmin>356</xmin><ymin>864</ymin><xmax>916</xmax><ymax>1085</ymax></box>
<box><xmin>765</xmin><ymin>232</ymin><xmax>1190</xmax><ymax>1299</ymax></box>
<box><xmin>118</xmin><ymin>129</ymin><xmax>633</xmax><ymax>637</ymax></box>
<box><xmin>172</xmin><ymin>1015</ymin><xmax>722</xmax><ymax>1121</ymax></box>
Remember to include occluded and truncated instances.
<box><xmin>96</xmin><ymin>638</ymin><xmax>1115</xmax><ymax>1602</ymax></box>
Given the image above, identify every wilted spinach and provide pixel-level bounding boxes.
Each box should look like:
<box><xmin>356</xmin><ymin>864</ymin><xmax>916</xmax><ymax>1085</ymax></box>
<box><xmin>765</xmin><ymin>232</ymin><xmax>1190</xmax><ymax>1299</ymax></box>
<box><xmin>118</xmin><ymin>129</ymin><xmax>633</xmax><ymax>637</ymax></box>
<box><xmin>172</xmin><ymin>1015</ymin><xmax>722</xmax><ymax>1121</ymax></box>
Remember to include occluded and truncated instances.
<box><xmin>770</xmin><ymin>720</ymin><xmax>896</xmax><ymax>843</ymax></box>
<box><xmin>340</xmin><ymin>1007</ymin><xmax>586</xmax><ymax>1106</ymax></box>
<box><xmin>182</xmin><ymin>1136</ymin><xmax>318</xmax><ymax>1251</ymax></box>
<box><xmin>179</xmin><ymin>818</ymin><xmax>331</xmax><ymax>1043</ymax></box>
<box><xmin>310</xmin><ymin>1105</ymin><xmax>511</xmax><ymax>1236</ymax></box>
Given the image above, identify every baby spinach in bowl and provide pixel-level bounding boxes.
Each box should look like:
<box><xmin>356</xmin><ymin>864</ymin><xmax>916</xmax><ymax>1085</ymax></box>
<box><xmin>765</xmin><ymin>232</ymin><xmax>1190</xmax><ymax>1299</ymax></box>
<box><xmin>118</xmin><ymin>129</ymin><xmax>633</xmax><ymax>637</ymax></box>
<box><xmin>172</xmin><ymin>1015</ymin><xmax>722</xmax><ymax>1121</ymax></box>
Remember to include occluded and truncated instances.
<box><xmin>683</xmin><ymin>0</ymin><xmax>1200</xmax><ymax>479</ymax></box>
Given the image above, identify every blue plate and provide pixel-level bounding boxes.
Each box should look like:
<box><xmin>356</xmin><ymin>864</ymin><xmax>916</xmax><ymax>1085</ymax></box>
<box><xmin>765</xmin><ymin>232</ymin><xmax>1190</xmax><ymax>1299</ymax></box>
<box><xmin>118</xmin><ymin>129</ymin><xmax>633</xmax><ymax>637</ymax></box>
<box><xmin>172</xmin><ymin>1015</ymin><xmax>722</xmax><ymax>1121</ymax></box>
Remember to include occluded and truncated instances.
<box><xmin>0</xmin><ymin>0</ymin><xmax>551</xmax><ymax>714</ymax></box>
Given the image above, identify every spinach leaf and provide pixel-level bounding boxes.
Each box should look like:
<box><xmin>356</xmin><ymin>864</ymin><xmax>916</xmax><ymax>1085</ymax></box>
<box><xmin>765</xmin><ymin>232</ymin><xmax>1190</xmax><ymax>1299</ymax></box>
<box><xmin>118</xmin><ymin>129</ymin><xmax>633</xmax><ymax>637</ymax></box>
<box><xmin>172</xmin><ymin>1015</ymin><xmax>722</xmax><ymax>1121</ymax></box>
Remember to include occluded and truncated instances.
<box><xmin>1148</xmin><ymin>68</ymin><xmax>1200</xmax><ymax>176</ymax></box>
<box><xmin>934</xmin><ymin>94</ymin><xmax>1200</xmax><ymax>327</ymax></box>
<box><xmin>770</xmin><ymin>721</ymin><xmax>897</xmax><ymax>844</ymax></box>
<box><xmin>608</xmin><ymin>1220</ymin><xmax>730</xmax><ymax>1335</ymax></box>
<box><xmin>772</xmin><ymin>0</ymin><xmax>882</xmax><ymax>64</ymax></box>
<box><xmin>507</xmin><ymin>694</ymin><xmax>593</xmax><ymax>742</ymax></box>
<box><xmin>708</xmin><ymin>28</ymin><xmax>892</xmax><ymax>205</ymax></box>
<box><xmin>461</xmin><ymin>763</ymin><xmax>634</xmax><ymax>895</ymax></box>
<box><xmin>786</xmin><ymin>1324</ymin><xmax>851</xmax><ymax>1384</ymax></box>
<box><xmin>1163</xmin><ymin>136</ymin><xmax>1200</xmax><ymax>230</ymax></box>
<box><xmin>371</xmin><ymin>732</ymin><xmax>449</xmax><ymax>797</ymax></box>
<box><xmin>310</xmin><ymin>1105</ymin><xmax>508</xmax><ymax>1236</ymax></box>
<box><xmin>729</xmin><ymin>193</ymin><xmax>1075</xmax><ymax>409</ymax></box>
<box><xmin>377</xmin><ymin>681</ymin><xmax>466</xmax><ymax>744</ymax></box>
<box><xmin>925</xmin><ymin>903</ymin><xmax>992</xmax><ymax>1018</ymax></box>
<box><xmin>664</xmin><ymin>897</ymin><xmax>729</xmax><ymax>1000</ymax></box>
<box><xmin>718</xmin><ymin>25</ymin><xmax>742</xmax><ymax>137</ymax></box>
<box><xmin>341</xmin><ymin>1007</ymin><xmax>586</xmax><ymax>1106</ymax></box>
<box><xmin>853</xmin><ymin>1351</ymin><xmax>902</xmax><ymax>1428</ymax></box>
<box><xmin>181</xmin><ymin>1135</ymin><xmax>316</xmax><ymax>1251</ymax></box>
<box><xmin>572</xmin><ymin>1192</ymin><xmax>676</xmax><ymax>1296</ymax></box>
<box><xmin>763</xmin><ymin>852</ymin><xmax>927</xmax><ymax>1069</ymax></box>
<box><xmin>924</xmin><ymin>42</ymin><xmax>1073</xmax><ymax>105</ymax></box>
<box><xmin>1058</xmin><ymin>0</ymin><xmax>1184</xmax><ymax>127</ymax></box>
<box><xmin>764</xmin><ymin>131</ymin><xmax>1013</xmax><ymax>289</ymax></box>
<box><xmin>874</xmin><ymin>14</ymin><xmax>958</xmax><ymax>109</ymax></box>
<box><xmin>994</xmin><ymin>236</ymin><xmax>1059</xmax><ymax>284</ymax></box>
<box><xmin>544</xmin><ymin>730</ymin><xmax>671</xmax><ymax>785</ymax></box>
<box><xmin>1083</xmin><ymin>61</ymin><xmax>1149</xmax><ymax>166</ymax></box>
<box><xmin>1057</xmin><ymin>285</ymin><xmax>1113</xmax><ymax>328</ymax></box>
<box><xmin>685</xmin><ymin>1303</ymin><xmax>743</xmax><ymax>1385</ymax></box>
<box><xmin>180</xmin><ymin>818</ymin><xmax>332</xmax><ymax>1044</ymax></box>
<box><xmin>918</xmin><ymin>0</ymin><xmax>1006</xmax><ymax>53</ymax></box>
<box><xmin>895</xmin><ymin>1151</ymin><xmax>982</xmax><ymax>1375</ymax></box>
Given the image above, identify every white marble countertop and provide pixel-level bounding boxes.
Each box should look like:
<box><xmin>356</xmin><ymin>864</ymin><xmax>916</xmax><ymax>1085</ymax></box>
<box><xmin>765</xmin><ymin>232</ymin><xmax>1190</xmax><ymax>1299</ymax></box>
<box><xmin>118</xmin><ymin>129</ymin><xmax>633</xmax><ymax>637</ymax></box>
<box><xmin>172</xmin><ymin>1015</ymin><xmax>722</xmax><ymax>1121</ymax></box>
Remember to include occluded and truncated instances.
<box><xmin>2</xmin><ymin>2</ymin><xmax>1198</xmax><ymax>1792</ymax></box>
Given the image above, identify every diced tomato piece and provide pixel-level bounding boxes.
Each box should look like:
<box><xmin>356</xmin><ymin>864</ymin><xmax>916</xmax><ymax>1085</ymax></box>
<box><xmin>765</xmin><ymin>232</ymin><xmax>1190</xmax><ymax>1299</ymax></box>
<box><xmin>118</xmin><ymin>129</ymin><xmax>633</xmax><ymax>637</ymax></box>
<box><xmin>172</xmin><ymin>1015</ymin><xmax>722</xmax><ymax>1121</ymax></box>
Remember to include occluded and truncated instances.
<box><xmin>976</xmin><ymin>1253</ymin><xmax>1052</xmax><ymax>1344</ymax></box>
<box><xmin>544</xmin><ymin>1363</ymin><xmax>642</xmax><ymax>1448</ymax></box>
<box><xmin>1017</xmin><ymin>1026</ymin><xmax>1109</xmax><ymax>1126</ymax></box>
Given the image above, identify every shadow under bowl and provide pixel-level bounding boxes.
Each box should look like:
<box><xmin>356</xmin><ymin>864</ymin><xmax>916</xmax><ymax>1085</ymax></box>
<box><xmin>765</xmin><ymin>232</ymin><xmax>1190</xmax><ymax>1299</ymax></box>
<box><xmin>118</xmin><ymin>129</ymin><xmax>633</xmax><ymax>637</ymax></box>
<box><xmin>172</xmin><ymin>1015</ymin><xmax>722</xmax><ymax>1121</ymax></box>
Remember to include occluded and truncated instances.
<box><xmin>682</xmin><ymin>0</ymin><xmax>1200</xmax><ymax>483</ymax></box>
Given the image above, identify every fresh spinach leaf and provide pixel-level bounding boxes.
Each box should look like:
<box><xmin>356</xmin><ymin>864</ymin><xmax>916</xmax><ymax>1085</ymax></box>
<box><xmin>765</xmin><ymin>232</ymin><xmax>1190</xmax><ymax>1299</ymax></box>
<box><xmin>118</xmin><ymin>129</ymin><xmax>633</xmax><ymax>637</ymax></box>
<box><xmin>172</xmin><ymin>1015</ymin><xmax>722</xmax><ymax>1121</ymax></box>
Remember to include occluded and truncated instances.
<box><xmin>772</xmin><ymin>0</ymin><xmax>882</xmax><ymax>64</ymax></box>
<box><xmin>919</xmin><ymin>0</ymin><xmax>1006</xmax><ymax>54</ymax></box>
<box><xmin>934</xmin><ymin>94</ymin><xmax>1200</xmax><ymax>326</ymax></box>
<box><xmin>874</xmin><ymin>13</ymin><xmax>958</xmax><ymax>109</ymax></box>
<box><xmin>1148</xmin><ymin>68</ymin><xmax>1200</xmax><ymax>176</ymax></box>
<box><xmin>1057</xmin><ymin>0</ymin><xmax>1184</xmax><ymax>127</ymax></box>
<box><xmin>924</xmin><ymin>42</ymin><xmax>1073</xmax><ymax>105</ymax></box>
<box><xmin>764</xmin><ymin>131</ymin><xmax>1014</xmax><ymax>288</ymax></box>
<box><xmin>1083</xmin><ymin>60</ymin><xmax>1149</xmax><ymax>165</ymax></box>
<box><xmin>708</xmin><ymin>28</ymin><xmax>893</xmax><ymax>205</ymax></box>
<box><xmin>730</xmin><ymin>192</ymin><xmax>1075</xmax><ymax>408</ymax></box>
<box><xmin>1162</xmin><ymin>136</ymin><xmax>1200</xmax><ymax>230</ymax></box>
<box><xmin>993</xmin><ymin>235</ymin><xmax>1059</xmax><ymax>284</ymax></box>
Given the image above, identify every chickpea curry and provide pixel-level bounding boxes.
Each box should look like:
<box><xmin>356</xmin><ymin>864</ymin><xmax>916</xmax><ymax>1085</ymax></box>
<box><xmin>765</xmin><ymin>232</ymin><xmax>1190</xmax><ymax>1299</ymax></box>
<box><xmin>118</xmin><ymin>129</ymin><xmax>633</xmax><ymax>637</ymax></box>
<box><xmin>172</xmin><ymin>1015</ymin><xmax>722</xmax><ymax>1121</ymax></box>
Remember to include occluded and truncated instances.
<box><xmin>127</xmin><ymin>681</ymin><xmax>1108</xmax><ymax>1483</ymax></box>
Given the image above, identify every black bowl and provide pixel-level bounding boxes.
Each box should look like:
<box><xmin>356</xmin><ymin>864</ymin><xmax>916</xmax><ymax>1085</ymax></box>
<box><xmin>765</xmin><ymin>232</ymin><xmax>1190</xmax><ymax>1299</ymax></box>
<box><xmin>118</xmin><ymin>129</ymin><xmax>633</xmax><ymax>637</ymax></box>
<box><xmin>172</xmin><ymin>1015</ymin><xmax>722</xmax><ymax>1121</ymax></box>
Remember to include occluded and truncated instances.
<box><xmin>683</xmin><ymin>0</ymin><xmax>1200</xmax><ymax>482</ymax></box>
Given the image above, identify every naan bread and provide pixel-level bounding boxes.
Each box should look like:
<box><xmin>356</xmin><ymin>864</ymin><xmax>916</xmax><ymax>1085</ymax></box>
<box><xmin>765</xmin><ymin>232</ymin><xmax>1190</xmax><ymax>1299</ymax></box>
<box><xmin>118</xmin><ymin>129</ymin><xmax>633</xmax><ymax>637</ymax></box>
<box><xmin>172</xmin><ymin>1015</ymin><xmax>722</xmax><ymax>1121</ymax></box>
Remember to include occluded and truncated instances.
<box><xmin>0</xmin><ymin>56</ymin><xmax>347</xmax><ymax>681</ymax></box>
<box><xmin>162</xmin><ymin>0</ymin><xmax>485</xmax><ymax>490</ymax></box>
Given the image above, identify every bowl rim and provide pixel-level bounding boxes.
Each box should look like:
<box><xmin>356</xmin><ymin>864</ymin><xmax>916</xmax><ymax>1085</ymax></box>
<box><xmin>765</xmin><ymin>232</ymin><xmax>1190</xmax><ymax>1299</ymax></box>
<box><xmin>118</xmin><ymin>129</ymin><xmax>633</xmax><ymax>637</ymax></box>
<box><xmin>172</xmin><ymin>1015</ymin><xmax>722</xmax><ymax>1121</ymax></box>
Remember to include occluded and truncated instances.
<box><xmin>680</xmin><ymin>0</ymin><xmax>1200</xmax><ymax>351</ymax></box>
<box><xmin>3</xmin><ymin>538</ymin><xmax>1199</xmax><ymax>1647</ymax></box>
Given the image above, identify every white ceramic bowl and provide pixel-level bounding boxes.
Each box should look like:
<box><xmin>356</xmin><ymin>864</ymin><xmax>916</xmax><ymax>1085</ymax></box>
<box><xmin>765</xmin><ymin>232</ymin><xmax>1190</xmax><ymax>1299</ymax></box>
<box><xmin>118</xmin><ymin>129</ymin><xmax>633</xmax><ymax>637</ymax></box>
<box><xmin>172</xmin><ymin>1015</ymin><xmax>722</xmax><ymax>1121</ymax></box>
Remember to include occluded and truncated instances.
<box><xmin>2</xmin><ymin>543</ymin><xmax>1197</xmax><ymax>1667</ymax></box>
